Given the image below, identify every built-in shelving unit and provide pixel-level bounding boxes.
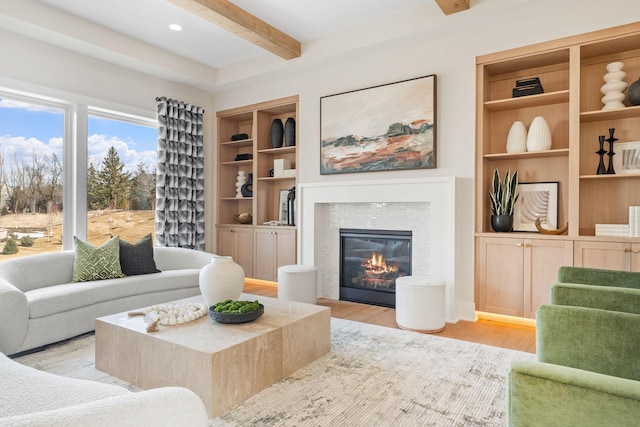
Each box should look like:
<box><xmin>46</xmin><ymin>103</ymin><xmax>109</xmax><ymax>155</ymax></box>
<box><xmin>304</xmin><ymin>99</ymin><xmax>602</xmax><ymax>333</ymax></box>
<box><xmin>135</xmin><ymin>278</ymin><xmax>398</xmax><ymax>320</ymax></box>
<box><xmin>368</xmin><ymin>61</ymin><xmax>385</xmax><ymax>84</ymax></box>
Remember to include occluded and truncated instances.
<box><xmin>215</xmin><ymin>96</ymin><xmax>299</xmax><ymax>281</ymax></box>
<box><xmin>475</xmin><ymin>22</ymin><xmax>640</xmax><ymax>318</ymax></box>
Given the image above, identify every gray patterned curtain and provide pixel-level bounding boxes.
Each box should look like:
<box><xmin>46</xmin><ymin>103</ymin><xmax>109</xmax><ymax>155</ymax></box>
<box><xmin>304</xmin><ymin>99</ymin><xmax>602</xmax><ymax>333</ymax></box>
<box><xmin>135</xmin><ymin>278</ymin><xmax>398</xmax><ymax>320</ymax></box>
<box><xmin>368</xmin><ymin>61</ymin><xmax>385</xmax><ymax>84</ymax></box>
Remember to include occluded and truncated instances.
<box><xmin>155</xmin><ymin>97</ymin><xmax>205</xmax><ymax>250</ymax></box>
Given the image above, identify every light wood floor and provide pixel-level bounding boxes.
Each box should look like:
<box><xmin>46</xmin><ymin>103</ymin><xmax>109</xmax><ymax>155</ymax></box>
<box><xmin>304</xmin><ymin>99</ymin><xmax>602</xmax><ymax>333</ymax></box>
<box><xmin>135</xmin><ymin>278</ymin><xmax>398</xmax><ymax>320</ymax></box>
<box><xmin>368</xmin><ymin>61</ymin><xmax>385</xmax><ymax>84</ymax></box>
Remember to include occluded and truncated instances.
<box><xmin>243</xmin><ymin>283</ymin><xmax>536</xmax><ymax>354</ymax></box>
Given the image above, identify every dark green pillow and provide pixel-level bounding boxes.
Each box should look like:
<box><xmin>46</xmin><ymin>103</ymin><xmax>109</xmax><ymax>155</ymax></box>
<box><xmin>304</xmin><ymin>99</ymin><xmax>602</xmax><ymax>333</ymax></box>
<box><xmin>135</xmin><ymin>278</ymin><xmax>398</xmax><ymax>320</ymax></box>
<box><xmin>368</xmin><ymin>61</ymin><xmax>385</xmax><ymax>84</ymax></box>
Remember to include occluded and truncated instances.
<box><xmin>72</xmin><ymin>236</ymin><xmax>125</xmax><ymax>282</ymax></box>
<box><xmin>119</xmin><ymin>234</ymin><xmax>161</xmax><ymax>276</ymax></box>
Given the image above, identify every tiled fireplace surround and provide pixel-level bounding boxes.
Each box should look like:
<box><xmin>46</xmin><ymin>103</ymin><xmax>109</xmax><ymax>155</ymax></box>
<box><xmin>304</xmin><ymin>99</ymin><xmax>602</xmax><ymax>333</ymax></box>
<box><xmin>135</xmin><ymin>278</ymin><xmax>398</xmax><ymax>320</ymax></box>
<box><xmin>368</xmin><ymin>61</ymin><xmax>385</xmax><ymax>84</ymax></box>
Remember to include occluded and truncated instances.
<box><xmin>299</xmin><ymin>177</ymin><xmax>459</xmax><ymax>322</ymax></box>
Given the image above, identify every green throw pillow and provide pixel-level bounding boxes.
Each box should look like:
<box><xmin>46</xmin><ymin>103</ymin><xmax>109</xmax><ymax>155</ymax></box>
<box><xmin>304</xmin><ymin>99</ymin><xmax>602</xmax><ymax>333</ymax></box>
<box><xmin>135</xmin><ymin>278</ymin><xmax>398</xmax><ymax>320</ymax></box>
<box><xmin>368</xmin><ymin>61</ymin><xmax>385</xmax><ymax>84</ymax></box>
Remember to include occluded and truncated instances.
<box><xmin>72</xmin><ymin>236</ymin><xmax>125</xmax><ymax>282</ymax></box>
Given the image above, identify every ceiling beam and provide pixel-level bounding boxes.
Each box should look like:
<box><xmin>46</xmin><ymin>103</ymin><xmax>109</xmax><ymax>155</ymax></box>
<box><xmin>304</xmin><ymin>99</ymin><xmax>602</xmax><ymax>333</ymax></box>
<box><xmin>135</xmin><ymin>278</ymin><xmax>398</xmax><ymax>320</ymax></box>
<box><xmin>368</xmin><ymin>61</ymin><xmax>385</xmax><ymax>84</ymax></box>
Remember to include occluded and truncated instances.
<box><xmin>169</xmin><ymin>0</ymin><xmax>301</xmax><ymax>60</ymax></box>
<box><xmin>434</xmin><ymin>0</ymin><xmax>470</xmax><ymax>15</ymax></box>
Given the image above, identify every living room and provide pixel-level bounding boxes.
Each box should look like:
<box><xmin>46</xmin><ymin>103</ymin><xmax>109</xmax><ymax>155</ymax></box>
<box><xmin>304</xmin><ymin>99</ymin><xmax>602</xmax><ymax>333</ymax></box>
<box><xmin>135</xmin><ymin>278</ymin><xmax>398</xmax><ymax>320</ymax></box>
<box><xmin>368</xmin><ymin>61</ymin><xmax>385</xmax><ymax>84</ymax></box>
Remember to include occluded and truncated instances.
<box><xmin>1</xmin><ymin>0</ymin><xmax>640</xmax><ymax>425</ymax></box>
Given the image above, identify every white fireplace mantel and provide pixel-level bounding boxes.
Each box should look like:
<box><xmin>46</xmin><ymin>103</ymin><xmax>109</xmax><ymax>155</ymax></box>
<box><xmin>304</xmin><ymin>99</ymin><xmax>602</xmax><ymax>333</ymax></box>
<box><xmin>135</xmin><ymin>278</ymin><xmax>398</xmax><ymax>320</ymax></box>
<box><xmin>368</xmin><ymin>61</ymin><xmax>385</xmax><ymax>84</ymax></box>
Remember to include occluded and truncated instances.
<box><xmin>298</xmin><ymin>176</ymin><xmax>461</xmax><ymax>322</ymax></box>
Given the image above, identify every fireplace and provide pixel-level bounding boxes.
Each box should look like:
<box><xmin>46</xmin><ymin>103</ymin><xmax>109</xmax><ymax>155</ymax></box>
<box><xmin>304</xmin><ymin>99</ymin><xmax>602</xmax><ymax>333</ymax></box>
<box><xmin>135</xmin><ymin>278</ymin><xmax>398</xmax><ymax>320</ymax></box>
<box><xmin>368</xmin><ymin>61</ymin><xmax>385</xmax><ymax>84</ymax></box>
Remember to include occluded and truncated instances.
<box><xmin>339</xmin><ymin>228</ymin><xmax>412</xmax><ymax>308</ymax></box>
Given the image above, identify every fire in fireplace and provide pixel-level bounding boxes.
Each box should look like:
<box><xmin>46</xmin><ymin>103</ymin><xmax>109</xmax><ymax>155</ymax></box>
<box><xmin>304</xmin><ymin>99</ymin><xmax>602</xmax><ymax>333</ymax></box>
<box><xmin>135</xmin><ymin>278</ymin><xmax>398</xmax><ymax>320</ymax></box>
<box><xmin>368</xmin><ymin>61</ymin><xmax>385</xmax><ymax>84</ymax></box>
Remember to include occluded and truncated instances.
<box><xmin>339</xmin><ymin>228</ymin><xmax>412</xmax><ymax>308</ymax></box>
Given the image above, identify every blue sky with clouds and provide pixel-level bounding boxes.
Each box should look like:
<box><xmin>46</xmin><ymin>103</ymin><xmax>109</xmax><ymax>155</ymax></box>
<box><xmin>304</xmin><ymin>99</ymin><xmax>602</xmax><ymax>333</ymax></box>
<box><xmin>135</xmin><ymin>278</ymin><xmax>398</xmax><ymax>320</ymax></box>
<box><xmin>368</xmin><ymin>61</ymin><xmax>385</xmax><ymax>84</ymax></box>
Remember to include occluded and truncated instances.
<box><xmin>0</xmin><ymin>98</ymin><xmax>157</xmax><ymax>173</ymax></box>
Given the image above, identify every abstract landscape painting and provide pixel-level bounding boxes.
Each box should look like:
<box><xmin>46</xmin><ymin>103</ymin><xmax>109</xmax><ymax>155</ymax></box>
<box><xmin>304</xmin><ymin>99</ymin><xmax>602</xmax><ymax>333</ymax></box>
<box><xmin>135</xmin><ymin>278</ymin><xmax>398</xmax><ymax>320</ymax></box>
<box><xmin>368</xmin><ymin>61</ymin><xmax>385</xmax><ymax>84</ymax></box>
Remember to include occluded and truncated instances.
<box><xmin>320</xmin><ymin>75</ymin><xmax>436</xmax><ymax>175</ymax></box>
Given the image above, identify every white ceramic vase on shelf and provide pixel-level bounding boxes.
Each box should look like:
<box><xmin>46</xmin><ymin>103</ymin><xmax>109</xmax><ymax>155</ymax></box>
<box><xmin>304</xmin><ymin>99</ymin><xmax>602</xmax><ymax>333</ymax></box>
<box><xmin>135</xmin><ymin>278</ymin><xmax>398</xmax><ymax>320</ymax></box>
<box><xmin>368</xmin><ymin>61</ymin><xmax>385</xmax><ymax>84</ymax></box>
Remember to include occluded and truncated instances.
<box><xmin>601</xmin><ymin>61</ymin><xmax>628</xmax><ymax>110</ymax></box>
<box><xmin>526</xmin><ymin>116</ymin><xmax>552</xmax><ymax>152</ymax></box>
<box><xmin>235</xmin><ymin>171</ymin><xmax>247</xmax><ymax>198</ymax></box>
<box><xmin>506</xmin><ymin>121</ymin><xmax>528</xmax><ymax>153</ymax></box>
<box><xmin>198</xmin><ymin>256</ymin><xmax>245</xmax><ymax>307</ymax></box>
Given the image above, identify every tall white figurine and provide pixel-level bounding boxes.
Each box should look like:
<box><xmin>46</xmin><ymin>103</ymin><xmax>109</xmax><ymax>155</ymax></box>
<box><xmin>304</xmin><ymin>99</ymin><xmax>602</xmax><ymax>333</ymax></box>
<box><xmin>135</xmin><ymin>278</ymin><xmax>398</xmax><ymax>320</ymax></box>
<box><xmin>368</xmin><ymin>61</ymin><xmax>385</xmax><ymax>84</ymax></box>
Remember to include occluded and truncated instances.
<box><xmin>601</xmin><ymin>61</ymin><xmax>628</xmax><ymax>110</ymax></box>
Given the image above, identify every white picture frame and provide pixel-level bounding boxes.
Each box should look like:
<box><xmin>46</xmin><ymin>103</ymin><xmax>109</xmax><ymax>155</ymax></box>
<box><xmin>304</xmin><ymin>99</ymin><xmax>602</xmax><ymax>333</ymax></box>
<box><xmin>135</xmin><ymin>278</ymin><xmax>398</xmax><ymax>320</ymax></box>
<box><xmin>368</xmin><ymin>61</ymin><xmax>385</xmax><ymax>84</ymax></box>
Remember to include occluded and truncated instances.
<box><xmin>513</xmin><ymin>182</ymin><xmax>558</xmax><ymax>232</ymax></box>
<box><xmin>612</xmin><ymin>141</ymin><xmax>640</xmax><ymax>175</ymax></box>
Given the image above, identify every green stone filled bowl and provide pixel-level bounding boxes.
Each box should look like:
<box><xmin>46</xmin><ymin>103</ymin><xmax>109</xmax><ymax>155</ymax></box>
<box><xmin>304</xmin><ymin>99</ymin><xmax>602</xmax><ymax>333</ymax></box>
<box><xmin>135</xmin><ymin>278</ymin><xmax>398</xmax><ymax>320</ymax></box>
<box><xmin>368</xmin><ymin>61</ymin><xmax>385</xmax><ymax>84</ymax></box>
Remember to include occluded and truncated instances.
<box><xmin>208</xmin><ymin>302</ymin><xmax>264</xmax><ymax>324</ymax></box>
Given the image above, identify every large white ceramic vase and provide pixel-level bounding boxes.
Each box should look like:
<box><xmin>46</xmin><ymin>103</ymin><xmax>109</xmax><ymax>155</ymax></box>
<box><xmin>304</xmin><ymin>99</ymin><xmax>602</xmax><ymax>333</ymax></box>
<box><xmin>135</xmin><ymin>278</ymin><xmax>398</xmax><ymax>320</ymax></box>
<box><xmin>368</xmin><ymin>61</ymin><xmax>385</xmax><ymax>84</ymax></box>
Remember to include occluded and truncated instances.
<box><xmin>199</xmin><ymin>255</ymin><xmax>245</xmax><ymax>307</ymax></box>
<box><xmin>506</xmin><ymin>121</ymin><xmax>528</xmax><ymax>153</ymax></box>
<box><xmin>526</xmin><ymin>116</ymin><xmax>552</xmax><ymax>152</ymax></box>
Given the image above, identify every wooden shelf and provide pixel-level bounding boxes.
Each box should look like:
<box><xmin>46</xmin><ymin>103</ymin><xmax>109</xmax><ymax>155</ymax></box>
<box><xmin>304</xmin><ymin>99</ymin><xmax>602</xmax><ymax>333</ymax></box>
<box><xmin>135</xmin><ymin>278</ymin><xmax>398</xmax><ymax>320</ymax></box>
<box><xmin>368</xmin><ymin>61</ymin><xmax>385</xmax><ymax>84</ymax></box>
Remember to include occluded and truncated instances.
<box><xmin>258</xmin><ymin>146</ymin><xmax>296</xmax><ymax>154</ymax></box>
<box><xmin>257</xmin><ymin>176</ymin><xmax>296</xmax><ymax>181</ymax></box>
<box><xmin>580</xmin><ymin>173</ymin><xmax>640</xmax><ymax>180</ymax></box>
<box><xmin>484</xmin><ymin>90</ymin><xmax>569</xmax><ymax>112</ymax></box>
<box><xmin>580</xmin><ymin>105</ymin><xmax>640</xmax><ymax>122</ymax></box>
<box><xmin>220</xmin><ymin>197</ymin><xmax>253</xmax><ymax>201</ymax></box>
<box><xmin>220</xmin><ymin>159</ymin><xmax>253</xmax><ymax>166</ymax></box>
<box><xmin>221</xmin><ymin>138</ymin><xmax>253</xmax><ymax>147</ymax></box>
<box><xmin>484</xmin><ymin>148</ymin><xmax>569</xmax><ymax>160</ymax></box>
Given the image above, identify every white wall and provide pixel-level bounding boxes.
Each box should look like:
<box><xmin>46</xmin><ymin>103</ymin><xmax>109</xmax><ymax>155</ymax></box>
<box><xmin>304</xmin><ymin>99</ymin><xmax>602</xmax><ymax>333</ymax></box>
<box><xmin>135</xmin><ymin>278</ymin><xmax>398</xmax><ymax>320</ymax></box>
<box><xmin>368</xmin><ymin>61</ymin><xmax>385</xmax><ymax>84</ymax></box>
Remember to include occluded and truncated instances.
<box><xmin>210</xmin><ymin>0</ymin><xmax>640</xmax><ymax>318</ymax></box>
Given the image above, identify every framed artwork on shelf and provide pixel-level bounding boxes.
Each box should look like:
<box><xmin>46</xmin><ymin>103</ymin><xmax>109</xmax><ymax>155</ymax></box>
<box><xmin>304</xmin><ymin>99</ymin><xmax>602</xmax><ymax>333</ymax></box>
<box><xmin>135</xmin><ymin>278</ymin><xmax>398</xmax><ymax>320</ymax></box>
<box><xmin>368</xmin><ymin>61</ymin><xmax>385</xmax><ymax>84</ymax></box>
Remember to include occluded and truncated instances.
<box><xmin>513</xmin><ymin>182</ymin><xmax>559</xmax><ymax>232</ymax></box>
<box><xmin>612</xmin><ymin>141</ymin><xmax>640</xmax><ymax>175</ymax></box>
<box><xmin>320</xmin><ymin>74</ymin><xmax>437</xmax><ymax>175</ymax></box>
<box><xmin>278</xmin><ymin>190</ymin><xmax>289</xmax><ymax>223</ymax></box>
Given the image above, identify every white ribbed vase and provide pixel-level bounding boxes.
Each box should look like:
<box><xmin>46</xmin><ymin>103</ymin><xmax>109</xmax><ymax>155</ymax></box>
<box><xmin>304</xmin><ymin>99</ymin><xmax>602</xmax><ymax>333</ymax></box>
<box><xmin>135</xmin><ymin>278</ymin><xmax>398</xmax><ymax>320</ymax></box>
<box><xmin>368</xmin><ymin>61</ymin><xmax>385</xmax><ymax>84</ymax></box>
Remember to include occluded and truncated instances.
<box><xmin>199</xmin><ymin>256</ymin><xmax>245</xmax><ymax>307</ymax></box>
<box><xmin>506</xmin><ymin>121</ymin><xmax>528</xmax><ymax>153</ymax></box>
<box><xmin>526</xmin><ymin>116</ymin><xmax>552</xmax><ymax>152</ymax></box>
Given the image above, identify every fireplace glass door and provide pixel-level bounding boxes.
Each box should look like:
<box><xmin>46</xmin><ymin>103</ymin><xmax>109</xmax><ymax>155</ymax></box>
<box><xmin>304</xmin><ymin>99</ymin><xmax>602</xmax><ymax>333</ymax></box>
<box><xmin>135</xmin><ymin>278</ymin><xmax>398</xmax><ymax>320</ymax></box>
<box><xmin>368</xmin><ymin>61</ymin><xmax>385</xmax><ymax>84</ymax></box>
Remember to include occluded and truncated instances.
<box><xmin>339</xmin><ymin>228</ymin><xmax>412</xmax><ymax>308</ymax></box>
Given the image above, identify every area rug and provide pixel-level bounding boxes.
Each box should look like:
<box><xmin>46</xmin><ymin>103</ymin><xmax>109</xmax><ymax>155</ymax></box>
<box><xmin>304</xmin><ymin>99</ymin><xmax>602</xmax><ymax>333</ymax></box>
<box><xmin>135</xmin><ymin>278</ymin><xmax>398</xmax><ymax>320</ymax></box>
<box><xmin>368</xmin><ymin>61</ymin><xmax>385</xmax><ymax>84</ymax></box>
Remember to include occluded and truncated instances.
<box><xmin>15</xmin><ymin>318</ymin><xmax>535</xmax><ymax>426</ymax></box>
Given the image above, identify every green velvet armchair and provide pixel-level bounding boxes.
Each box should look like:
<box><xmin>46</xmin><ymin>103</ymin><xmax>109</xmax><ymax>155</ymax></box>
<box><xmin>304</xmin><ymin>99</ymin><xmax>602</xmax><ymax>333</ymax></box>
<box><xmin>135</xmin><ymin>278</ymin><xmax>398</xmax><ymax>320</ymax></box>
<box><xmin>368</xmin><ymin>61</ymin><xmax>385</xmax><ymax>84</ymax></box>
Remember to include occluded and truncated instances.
<box><xmin>552</xmin><ymin>266</ymin><xmax>640</xmax><ymax>314</ymax></box>
<box><xmin>507</xmin><ymin>266</ymin><xmax>640</xmax><ymax>426</ymax></box>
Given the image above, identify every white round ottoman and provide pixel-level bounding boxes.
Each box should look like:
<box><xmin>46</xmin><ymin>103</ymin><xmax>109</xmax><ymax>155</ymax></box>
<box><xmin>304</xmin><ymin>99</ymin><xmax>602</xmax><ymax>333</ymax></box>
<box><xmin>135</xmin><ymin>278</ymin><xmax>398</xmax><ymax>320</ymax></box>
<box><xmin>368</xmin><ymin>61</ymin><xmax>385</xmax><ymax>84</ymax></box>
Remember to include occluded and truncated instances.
<box><xmin>277</xmin><ymin>265</ymin><xmax>318</xmax><ymax>304</ymax></box>
<box><xmin>395</xmin><ymin>276</ymin><xmax>445</xmax><ymax>333</ymax></box>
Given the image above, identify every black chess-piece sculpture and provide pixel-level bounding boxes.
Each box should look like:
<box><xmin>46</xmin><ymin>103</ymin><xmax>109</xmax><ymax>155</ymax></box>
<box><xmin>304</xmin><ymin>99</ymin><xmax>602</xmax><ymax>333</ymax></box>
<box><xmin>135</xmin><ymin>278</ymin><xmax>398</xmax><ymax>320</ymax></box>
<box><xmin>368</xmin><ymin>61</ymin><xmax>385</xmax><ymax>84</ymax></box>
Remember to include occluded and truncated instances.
<box><xmin>596</xmin><ymin>135</ymin><xmax>607</xmax><ymax>175</ymax></box>
<box><xmin>606</xmin><ymin>128</ymin><xmax>618</xmax><ymax>174</ymax></box>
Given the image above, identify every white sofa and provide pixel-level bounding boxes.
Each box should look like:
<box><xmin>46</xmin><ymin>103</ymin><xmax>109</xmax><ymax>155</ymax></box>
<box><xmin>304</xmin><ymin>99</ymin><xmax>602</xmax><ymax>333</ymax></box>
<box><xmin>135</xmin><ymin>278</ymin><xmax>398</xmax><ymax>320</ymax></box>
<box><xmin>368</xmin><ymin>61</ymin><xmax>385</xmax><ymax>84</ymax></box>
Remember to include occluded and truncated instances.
<box><xmin>0</xmin><ymin>351</ymin><xmax>209</xmax><ymax>426</ymax></box>
<box><xmin>0</xmin><ymin>247</ymin><xmax>214</xmax><ymax>355</ymax></box>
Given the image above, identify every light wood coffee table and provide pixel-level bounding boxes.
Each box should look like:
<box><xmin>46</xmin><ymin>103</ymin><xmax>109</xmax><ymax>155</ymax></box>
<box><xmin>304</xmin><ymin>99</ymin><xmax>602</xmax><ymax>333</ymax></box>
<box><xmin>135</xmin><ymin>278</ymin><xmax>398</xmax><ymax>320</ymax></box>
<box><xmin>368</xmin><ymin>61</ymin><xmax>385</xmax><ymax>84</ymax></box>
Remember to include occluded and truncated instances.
<box><xmin>95</xmin><ymin>293</ymin><xmax>330</xmax><ymax>418</ymax></box>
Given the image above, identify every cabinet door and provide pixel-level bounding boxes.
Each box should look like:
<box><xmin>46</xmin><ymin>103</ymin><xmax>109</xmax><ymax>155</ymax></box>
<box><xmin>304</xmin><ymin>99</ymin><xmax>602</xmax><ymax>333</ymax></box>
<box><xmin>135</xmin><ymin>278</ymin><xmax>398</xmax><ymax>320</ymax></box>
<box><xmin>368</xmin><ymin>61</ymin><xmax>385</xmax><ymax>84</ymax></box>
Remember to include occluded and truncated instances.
<box><xmin>523</xmin><ymin>239</ymin><xmax>573</xmax><ymax>318</ymax></box>
<box><xmin>573</xmin><ymin>241</ymin><xmax>631</xmax><ymax>271</ymax></box>
<box><xmin>216</xmin><ymin>226</ymin><xmax>254</xmax><ymax>278</ymax></box>
<box><xmin>253</xmin><ymin>228</ymin><xmax>277</xmax><ymax>281</ymax></box>
<box><xmin>476</xmin><ymin>237</ymin><xmax>524</xmax><ymax>316</ymax></box>
<box><xmin>274</xmin><ymin>229</ymin><xmax>297</xmax><ymax>270</ymax></box>
<box><xmin>253</xmin><ymin>228</ymin><xmax>297</xmax><ymax>281</ymax></box>
<box><xmin>631</xmin><ymin>244</ymin><xmax>640</xmax><ymax>273</ymax></box>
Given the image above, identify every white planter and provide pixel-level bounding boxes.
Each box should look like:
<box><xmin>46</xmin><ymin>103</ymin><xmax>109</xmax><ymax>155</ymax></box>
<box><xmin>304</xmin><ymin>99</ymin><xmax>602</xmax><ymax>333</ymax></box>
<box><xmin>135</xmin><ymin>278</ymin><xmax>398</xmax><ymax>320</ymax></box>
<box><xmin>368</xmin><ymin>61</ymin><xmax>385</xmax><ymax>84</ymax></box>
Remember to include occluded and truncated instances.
<box><xmin>199</xmin><ymin>255</ymin><xmax>245</xmax><ymax>307</ymax></box>
<box><xmin>506</xmin><ymin>121</ymin><xmax>528</xmax><ymax>153</ymax></box>
<box><xmin>526</xmin><ymin>116</ymin><xmax>552</xmax><ymax>152</ymax></box>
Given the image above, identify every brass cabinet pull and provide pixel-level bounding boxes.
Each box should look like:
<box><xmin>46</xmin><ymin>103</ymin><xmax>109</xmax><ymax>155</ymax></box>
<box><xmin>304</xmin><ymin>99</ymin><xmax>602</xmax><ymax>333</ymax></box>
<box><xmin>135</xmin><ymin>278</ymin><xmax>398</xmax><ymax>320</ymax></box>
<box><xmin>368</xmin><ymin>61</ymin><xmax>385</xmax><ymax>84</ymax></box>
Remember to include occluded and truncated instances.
<box><xmin>624</xmin><ymin>248</ymin><xmax>631</xmax><ymax>253</ymax></box>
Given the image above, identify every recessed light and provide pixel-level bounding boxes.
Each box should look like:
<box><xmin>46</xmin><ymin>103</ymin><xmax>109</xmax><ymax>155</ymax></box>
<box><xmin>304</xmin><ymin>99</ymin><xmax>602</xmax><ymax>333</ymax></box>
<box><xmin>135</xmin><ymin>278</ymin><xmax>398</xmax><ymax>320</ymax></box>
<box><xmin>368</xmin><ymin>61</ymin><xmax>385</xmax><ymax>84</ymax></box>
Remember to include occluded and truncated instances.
<box><xmin>169</xmin><ymin>24</ymin><xmax>183</xmax><ymax>31</ymax></box>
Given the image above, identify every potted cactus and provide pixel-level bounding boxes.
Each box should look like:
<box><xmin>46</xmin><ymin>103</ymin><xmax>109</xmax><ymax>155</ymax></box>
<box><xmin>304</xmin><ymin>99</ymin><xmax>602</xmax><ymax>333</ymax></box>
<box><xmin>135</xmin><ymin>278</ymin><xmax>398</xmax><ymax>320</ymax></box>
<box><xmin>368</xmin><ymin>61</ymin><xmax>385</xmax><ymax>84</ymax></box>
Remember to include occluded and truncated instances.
<box><xmin>489</xmin><ymin>168</ymin><xmax>519</xmax><ymax>232</ymax></box>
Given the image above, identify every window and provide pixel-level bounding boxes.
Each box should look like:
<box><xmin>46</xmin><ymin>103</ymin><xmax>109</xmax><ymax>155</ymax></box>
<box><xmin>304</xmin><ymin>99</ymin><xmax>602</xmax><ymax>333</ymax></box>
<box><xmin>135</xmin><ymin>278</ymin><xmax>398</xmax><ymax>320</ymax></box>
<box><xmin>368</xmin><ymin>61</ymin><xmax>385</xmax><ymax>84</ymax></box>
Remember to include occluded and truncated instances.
<box><xmin>86</xmin><ymin>112</ymin><xmax>157</xmax><ymax>246</ymax></box>
<box><xmin>0</xmin><ymin>90</ymin><xmax>157</xmax><ymax>260</ymax></box>
<box><xmin>0</xmin><ymin>96</ymin><xmax>65</xmax><ymax>258</ymax></box>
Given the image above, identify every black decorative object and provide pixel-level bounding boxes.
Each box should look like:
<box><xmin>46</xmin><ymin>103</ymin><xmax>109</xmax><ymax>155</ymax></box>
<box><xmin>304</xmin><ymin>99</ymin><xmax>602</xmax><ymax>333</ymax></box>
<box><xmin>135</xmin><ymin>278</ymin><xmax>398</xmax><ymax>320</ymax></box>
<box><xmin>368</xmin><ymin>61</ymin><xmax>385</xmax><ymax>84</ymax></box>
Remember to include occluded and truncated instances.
<box><xmin>268</xmin><ymin>168</ymin><xmax>274</xmax><ymax>177</ymax></box>
<box><xmin>241</xmin><ymin>173</ymin><xmax>253</xmax><ymax>197</ymax></box>
<box><xmin>512</xmin><ymin>77</ymin><xmax>544</xmax><ymax>98</ymax></box>
<box><xmin>606</xmin><ymin>128</ymin><xmax>618</xmax><ymax>174</ymax></box>
<box><xmin>284</xmin><ymin>117</ymin><xmax>296</xmax><ymax>147</ymax></box>
<box><xmin>234</xmin><ymin>153</ymin><xmax>253</xmax><ymax>161</ymax></box>
<box><xmin>490</xmin><ymin>215</ymin><xmax>513</xmax><ymax>232</ymax></box>
<box><xmin>596</xmin><ymin>135</ymin><xmax>607</xmax><ymax>175</ymax></box>
<box><xmin>287</xmin><ymin>186</ymin><xmax>296</xmax><ymax>226</ymax></box>
<box><xmin>628</xmin><ymin>78</ymin><xmax>640</xmax><ymax>106</ymax></box>
<box><xmin>231</xmin><ymin>133</ymin><xmax>249</xmax><ymax>141</ymax></box>
<box><xmin>271</xmin><ymin>119</ymin><xmax>283</xmax><ymax>148</ymax></box>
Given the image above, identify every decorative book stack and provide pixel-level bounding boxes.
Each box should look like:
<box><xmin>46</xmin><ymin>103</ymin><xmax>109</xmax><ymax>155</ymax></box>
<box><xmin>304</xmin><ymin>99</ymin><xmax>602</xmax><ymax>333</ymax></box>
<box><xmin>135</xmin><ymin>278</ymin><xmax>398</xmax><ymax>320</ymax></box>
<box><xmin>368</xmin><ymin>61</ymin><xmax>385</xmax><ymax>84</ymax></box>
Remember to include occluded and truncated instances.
<box><xmin>512</xmin><ymin>77</ymin><xmax>544</xmax><ymax>98</ymax></box>
<box><xmin>595</xmin><ymin>206</ymin><xmax>640</xmax><ymax>237</ymax></box>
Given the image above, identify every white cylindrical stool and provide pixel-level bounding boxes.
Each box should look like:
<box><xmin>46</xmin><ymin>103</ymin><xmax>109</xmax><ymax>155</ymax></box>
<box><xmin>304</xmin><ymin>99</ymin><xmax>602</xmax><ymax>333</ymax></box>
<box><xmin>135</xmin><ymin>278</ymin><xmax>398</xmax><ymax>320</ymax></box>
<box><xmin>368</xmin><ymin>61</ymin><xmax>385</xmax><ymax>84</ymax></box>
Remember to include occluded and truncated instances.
<box><xmin>277</xmin><ymin>265</ymin><xmax>318</xmax><ymax>304</ymax></box>
<box><xmin>395</xmin><ymin>276</ymin><xmax>445</xmax><ymax>333</ymax></box>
